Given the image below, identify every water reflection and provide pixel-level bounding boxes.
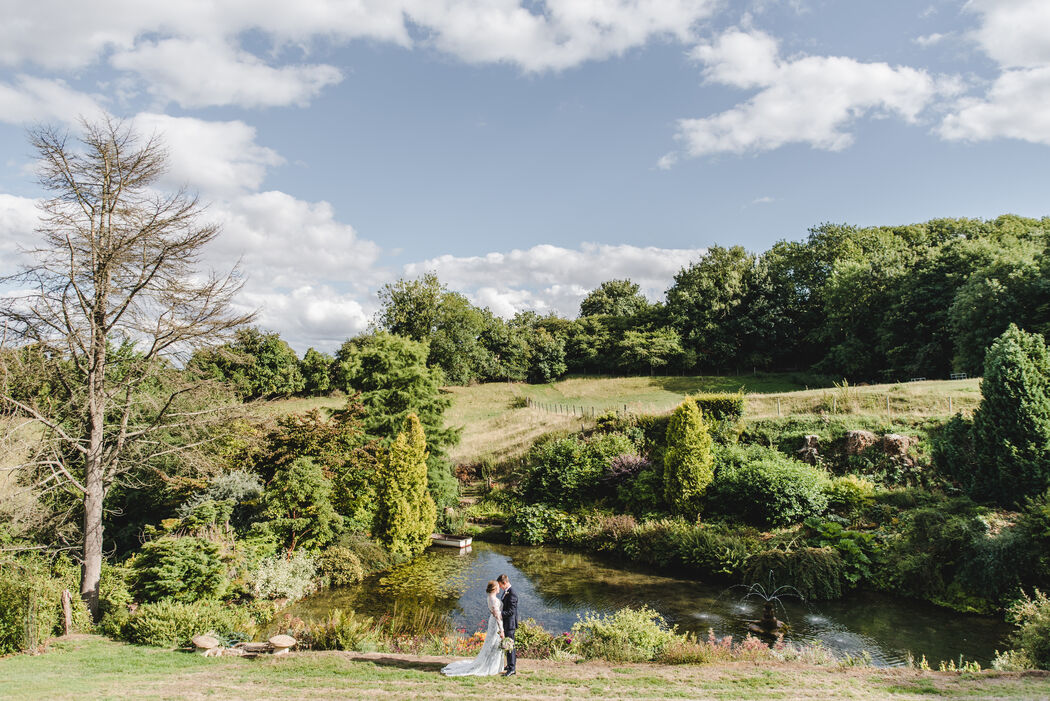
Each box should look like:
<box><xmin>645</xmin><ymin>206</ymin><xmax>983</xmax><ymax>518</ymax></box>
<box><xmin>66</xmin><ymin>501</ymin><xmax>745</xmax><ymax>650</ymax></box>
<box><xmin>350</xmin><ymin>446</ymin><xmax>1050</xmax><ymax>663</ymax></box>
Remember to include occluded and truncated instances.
<box><xmin>280</xmin><ymin>541</ymin><xmax>1012</xmax><ymax>666</ymax></box>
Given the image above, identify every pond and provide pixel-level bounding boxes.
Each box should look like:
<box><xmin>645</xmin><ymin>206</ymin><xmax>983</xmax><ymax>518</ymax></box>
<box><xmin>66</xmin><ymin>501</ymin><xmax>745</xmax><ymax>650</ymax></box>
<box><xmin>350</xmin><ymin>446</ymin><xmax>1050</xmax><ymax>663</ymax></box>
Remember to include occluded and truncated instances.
<box><xmin>281</xmin><ymin>542</ymin><xmax>1013</xmax><ymax>667</ymax></box>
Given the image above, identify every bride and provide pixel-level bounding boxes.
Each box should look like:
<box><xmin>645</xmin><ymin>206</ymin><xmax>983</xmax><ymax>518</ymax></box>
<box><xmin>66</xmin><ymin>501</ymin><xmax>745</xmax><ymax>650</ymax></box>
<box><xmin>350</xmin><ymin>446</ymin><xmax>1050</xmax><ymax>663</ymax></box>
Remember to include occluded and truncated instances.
<box><xmin>441</xmin><ymin>580</ymin><xmax>506</xmax><ymax>676</ymax></box>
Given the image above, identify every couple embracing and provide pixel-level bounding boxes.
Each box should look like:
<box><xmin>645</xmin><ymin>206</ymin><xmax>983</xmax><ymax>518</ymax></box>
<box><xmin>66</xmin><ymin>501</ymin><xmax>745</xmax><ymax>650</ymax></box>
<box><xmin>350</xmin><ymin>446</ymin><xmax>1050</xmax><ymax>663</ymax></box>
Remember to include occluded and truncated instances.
<box><xmin>441</xmin><ymin>574</ymin><xmax>518</xmax><ymax>677</ymax></box>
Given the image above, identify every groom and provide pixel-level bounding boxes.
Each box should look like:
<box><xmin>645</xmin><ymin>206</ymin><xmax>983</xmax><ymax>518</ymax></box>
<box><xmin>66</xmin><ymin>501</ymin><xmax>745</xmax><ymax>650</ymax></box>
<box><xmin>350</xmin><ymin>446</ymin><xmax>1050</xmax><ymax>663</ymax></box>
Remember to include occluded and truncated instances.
<box><xmin>497</xmin><ymin>574</ymin><xmax>517</xmax><ymax>677</ymax></box>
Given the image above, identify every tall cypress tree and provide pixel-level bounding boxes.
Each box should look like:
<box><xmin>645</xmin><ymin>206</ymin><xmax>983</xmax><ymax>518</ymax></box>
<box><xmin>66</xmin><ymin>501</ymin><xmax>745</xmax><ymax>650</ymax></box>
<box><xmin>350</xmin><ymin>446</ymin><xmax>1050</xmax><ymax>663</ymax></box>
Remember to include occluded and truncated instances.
<box><xmin>973</xmin><ymin>324</ymin><xmax>1050</xmax><ymax>505</ymax></box>
<box><xmin>373</xmin><ymin>414</ymin><xmax>437</xmax><ymax>558</ymax></box>
<box><xmin>663</xmin><ymin>399</ymin><xmax>715</xmax><ymax>519</ymax></box>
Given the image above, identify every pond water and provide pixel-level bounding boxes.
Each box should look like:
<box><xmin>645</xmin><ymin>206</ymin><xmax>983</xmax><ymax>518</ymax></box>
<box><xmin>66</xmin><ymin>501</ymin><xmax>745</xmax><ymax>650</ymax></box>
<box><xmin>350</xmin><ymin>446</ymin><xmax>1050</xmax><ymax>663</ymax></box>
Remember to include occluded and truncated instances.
<box><xmin>282</xmin><ymin>542</ymin><xmax>1012</xmax><ymax>667</ymax></box>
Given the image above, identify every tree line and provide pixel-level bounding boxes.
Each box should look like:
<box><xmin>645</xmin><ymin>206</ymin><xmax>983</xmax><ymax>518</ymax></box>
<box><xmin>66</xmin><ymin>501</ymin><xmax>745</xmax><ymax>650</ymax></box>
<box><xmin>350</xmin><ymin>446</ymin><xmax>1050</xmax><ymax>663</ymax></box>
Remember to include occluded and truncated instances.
<box><xmin>196</xmin><ymin>215</ymin><xmax>1050</xmax><ymax>395</ymax></box>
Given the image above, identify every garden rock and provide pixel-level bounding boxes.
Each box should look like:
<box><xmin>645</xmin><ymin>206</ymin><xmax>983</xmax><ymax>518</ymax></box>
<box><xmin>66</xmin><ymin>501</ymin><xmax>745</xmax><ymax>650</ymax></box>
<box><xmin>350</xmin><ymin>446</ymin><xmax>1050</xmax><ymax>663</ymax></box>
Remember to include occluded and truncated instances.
<box><xmin>796</xmin><ymin>435</ymin><xmax>820</xmax><ymax>464</ymax></box>
<box><xmin>881</xmin><ymin>434</ymin><xmax>913</xmax><ymax>457</ymax></box>
<box><xmin>192</xmin><ymin>634</ymin><xmax>221</xmax><ymax>657</ymax></box>
<box><xmin>844</xmin><ymin>430</ymin><xmax>877</xmax><ymax>455</ymax></box>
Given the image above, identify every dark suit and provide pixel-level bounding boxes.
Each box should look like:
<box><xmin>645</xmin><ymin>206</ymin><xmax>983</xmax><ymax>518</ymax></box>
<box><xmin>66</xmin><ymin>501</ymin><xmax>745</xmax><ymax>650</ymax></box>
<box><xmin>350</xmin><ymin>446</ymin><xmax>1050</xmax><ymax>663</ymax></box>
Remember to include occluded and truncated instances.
<box><xmin>501</xmin><ymin>586</ymin><xmax>518</xmax><ymax>672</ymax></box>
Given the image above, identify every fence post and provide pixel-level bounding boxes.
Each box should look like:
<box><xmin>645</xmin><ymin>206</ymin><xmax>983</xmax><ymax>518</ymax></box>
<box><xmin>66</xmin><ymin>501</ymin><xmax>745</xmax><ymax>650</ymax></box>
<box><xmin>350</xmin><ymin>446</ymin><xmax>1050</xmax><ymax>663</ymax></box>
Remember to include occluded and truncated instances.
<box><xmin>886</xmin><ymin>394</ymin><xmax>891</xmax><ymax>414</ymax></box>
<box><xmin>832</xmin><ymin>396</ymin><xmax>836</xmax><ymax>413</ymax></box>
<box><xmin>776</xmin><ymin>397</ymin><xmax>781</xmax><ymax>417</ymax></box>
<box><xmin>948</xmin><ymin>396</ymin><xmax>953</xmax><ymax>414</ymax></box>
<box><xmin>61</xmin><ymin>589</ymin><xmax>72</xmax><ymax>635</ymax></box>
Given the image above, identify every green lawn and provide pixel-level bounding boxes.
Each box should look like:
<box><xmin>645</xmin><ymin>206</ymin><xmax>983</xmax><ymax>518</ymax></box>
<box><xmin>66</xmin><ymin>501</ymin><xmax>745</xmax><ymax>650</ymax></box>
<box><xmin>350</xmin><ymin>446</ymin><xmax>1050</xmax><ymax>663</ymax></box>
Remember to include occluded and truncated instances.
<box><xmin>3</xmin><ymin>636</ymin><xmax>1048</xmax><ymax>701</ymax></box>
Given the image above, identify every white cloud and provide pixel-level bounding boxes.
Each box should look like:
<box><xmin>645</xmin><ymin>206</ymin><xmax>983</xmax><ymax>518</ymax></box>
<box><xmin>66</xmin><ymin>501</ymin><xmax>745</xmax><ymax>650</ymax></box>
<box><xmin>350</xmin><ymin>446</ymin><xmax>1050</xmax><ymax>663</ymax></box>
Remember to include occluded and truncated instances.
<box><xmin>0</xmin><ymin>76</ymin><xmax>105</xmax><ymax>125</ymax></box>
<box><xmin>0</xmin><ymin>194</ymin><xmax>40</xmax><ymax>275</ymax></box>
<box><xmin>111</xmin><ymin>38</ymin><xmax>343</xmax><ymax>109</ymax></box>
<box><xmin>132</xmin><ymin>113</ymin><xmax>284</xmax><ymax>196</ymax></box>
<box><xmin>752</xmin><ymin>195</ymin><xmax>774</xmax><ymax>204</ymax></box>
<box><xmin>914</xmin><ymin>33</ymin><xmax>946</xmax><ymax>47</ymax></box>
<box><xmin>672</xmin><ymin>28</ymin><xmax>948</xmax><ymax>157</ymax></box>
<box><xmin>656</xmin><ymin>152</ymin><xmax>679</xmax><ymax>170</ymax></box>
<box><xmin>404</xmin><ymin>242</ymin><xmax>705</xmax><ymax>318</ymax></box>
<box><xmin>236</xmin><ymin>285</ymin><xmax>373</xmax><ymax>352</ymax></box>
<box><xmin>938</xmin><ymin>0</ymin><xmax>1050</xmax><ymax>146</ymax></box>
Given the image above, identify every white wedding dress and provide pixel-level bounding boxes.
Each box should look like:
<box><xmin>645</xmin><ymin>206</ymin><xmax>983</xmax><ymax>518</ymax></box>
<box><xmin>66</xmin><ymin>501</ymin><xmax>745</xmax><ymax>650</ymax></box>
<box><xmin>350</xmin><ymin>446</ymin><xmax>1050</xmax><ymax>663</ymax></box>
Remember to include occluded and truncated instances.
<box><xmin>441</xmin><ymin>593</ymin><xmax>505</xmax><ymax>676</ymax></box>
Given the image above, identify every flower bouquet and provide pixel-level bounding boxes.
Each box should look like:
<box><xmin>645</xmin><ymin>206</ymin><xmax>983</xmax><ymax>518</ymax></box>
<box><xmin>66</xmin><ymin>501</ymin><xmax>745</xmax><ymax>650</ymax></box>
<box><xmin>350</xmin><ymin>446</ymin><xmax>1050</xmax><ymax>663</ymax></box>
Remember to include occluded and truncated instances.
<box><xmin>501</xmin><ymin>637</ymin><xmax>515</xmax><ymax>652</ymax></box>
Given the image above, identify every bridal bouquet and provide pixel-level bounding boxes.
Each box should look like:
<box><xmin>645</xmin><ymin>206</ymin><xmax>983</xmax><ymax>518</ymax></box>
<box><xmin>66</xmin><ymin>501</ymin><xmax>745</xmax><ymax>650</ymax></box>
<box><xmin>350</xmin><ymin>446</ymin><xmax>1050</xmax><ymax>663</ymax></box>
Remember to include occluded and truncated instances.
<box><xmin>500</xmin><ymin>637</ymin><xmax>515</xmax><ymax>652</ymax></box>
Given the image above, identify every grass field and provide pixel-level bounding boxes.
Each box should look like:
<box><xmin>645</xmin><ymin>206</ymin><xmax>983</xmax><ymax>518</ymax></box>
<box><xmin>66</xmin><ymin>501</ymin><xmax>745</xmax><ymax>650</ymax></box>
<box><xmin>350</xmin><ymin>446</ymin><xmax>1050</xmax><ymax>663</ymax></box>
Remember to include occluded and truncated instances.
<box><xmin>260</xmin><ymin>374</ymin><xmax>982</xmax><ymax>465</ymax></box>
<box><xmin>3</xmin><ymin>635</ymin><xmax>1047</xmax><ymax>701</ymax></box>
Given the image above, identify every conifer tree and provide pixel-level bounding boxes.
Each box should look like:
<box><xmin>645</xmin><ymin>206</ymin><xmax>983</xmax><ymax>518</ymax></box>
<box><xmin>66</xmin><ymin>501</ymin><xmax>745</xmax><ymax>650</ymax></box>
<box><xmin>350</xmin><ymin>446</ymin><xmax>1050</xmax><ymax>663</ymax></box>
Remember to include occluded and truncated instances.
<box><xmin>373</xmin><ymin>414</ymin><xmax>437</xmax><ymax>558</ymax></box>
<box><xmin>663</xmin><ymin>399</ymin><xmax>715</xmax><ymax>519</ymax></box>
<box><xmin>973</xmin><ymin>324</ymin><xmax>1050</xmax><ymax>504</ymax></box>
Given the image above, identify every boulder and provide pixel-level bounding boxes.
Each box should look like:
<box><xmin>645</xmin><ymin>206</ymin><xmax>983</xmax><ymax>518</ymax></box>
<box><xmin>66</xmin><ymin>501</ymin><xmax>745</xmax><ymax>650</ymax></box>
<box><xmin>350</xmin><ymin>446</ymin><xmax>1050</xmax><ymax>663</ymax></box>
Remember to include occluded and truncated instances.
<box><xmin>844</xmin><ymin>430</ymin><xmax>877</xmax><ymax>455</ymax></box>
<box><xmin>192</xmin><ymin>634</ymin><xmax>220</xmax><ymax>657</ymax></box>
<box><xmin>881</xmin><ymin>434</ymin><xmax>914</xmax><ymax>458</ymax></box>
<box><xmin>796</xmin><ymin>435</ymin><xmax>821</xmax><ymax>464</ymax></box>
<box><xmin>268</xmin><ymin>634</ymin><xmax>297</xmax><ymax>655</ymax></box>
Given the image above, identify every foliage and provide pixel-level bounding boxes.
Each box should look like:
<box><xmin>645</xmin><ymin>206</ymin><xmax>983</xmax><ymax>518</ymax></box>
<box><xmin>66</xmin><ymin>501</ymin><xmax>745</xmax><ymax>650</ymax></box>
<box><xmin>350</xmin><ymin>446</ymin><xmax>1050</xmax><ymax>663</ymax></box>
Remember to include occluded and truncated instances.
<box><xmin>930</xmin><ymin>413</ymin><xmax>978</xmax><ymax>492</ymax></box>
<box><xmin>319</xmin><ymin>546</ymin><xmax>366</xmax><ymax>587</ymax></box>
<box><xmin>804</xmin><ymin>518</ymin><xmax>878</xmax><ymax>586</ymax></box>
<box><xmin>579</xmin><ymin>279</ymin><xmax>650</xmax><ymax>318</ymax></box>
<box><xmin>505</xmin><ymin>504</ymin><xmax>581</xmax><ymax>545</ymax></box>
<box><xmin>117</xmin><ymin>599</ymin><xmax>258</xmax><ymax>648</ymax></box>
<box><xmin>824</xmin><ymin>475</ymin><xmax>876</xmax><ymax>515</ymax></box>
<box><xmin>300</xmin><ymin>348</ymin><xmax>335</xmax><ymax>395</ymax></box>
<box><xmin>258</xmin><ymin>457</ymin><xmax>342</xmax><ymax>555</ymax></box>
<box><xmin>191</xmin><ymin>327</ymin><xmax>304</xmax><ymax>400</ymax></box>
<box><xmin>373</xmin><ymin>414</ymin><xmax>437</xmax><ymax>558</ymax></box>
<box><xmin>0</xmin><ymin>555</ymin><xmax>90</xmax><ymax>653</ymax></box>
<box><xmin>250</xmin><ymin>551</ymin><xmax>319</xmax><ymax>602</ymax></box>
<box><xmin>709</xmin><ymin>446</ymin><xmax>830</xmax><ymax>528</ymax></box>
<box><xmin>570</xmin><ymin>606</ymin><xmax>677</xmax><ymax>662</ymax></box>
<box><xmin>525</xmin><ymin>327</ymin><xmax>567</xmax><ymax>384</ymax></box>
<box><xmin>743</xmin><ymin>548</ymin><xmax>847</xmax><ymax>600</ymax></box>
<box><xmin>176</xmin><ymin>470</ymin><xmax>263</xmax><ymax>532</ymax></box>
<box><xmin>691</xmin><ymin>393</ymin><xmax>746</xmax><ymax>443</ymax></box>
<box><xmin>296</xmin><ymin>609</ymin><xmax>376</xmax><ymax>651</ymax></box>
<box><xmin>616</xmin><ymin>465</ymin><xmax>666</xmax><ymax>516</ymax></box>
<box><xmin>1005</xmin><ymin>590</ymin><xmax>1050</xmax><ymax>669</ymax></box>
<box><xmin>130</xmin><ymin>537</ymin><xmax>228</xmax><ymax>603</ymax></box>
<box><xmin>521</xmin><ymin>433</ymin><xmax>635</xmax><ymax>508</ymax></box>
<box><xmin>663</xmin><ymin>400</ymin><xmax>714</xmax><ymax>519</ymax></box>
<box><xmin>972</xmin><ymin>324</ymin><xmax>1050</xmax><ymax>505</ymax></box>
<box><xmin>513</xmin><ymin>618</ymin><xmax>563</xmax><ymax>659</ymax></box>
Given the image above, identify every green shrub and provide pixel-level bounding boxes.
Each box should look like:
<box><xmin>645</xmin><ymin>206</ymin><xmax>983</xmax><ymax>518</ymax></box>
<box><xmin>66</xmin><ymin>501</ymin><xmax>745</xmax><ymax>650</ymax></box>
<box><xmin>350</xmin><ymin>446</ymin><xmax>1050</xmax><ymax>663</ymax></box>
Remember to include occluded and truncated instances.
<box><xmin>514</xmin><ymin>617</ymin><xmax>558</xmax><ymax>659</ymax></box>
<box><xmin>571</xmin><ymin>606</ymin><xmax>676</xmax><ymax>662</ymax></box>
<box><xmin>373</xmin><ymin>414</ymin><xmax>437</xmax><ymax>558</ymax></box>
<box><xmin>825</xmin><ymin>475</ymin><xmax>876</xmax><ymax>515</ymax></box>
<box><xmin>299</xmin><ymin>609</ymin><xmax>375</xmax><ymax>651</ymax></box>
<box><xmin>616</xmin><ymin>466</ymin><xmax>665</xmax><ymax>515</ymax></box>
<box><xmin>259</xmin><ymin>456</ymin><xmax>343</xmax><ymax>556</ymax></box>
<box><xmin>804</xmin><ymin>518</ymin><xmax>878</xmax><ymax>587</ymax></box>
<box><xmin>679</xmin><ymin>524</ymin><xmax>760</xmax><ymax>578</ymax></box>
<box><xmin>319</xmin><ymin>546</ymin><xmax>366</xmax><ymax>587</ymax></box>
<box><xmin>505</xmin><ymin>504</ymin><xmax>582</xmax><ymax>545</ymax></box>
<box><xmin>620</xmin><ymin>519</ymin><xmax>693</xmax><ymax>568</ymax></box>
<box><xmin>1006</xmin><ymin>590</ymin><xmax>1050</xmax><ymax>669</ymax></box>
<box><xmin>522</xmin><ymin>433</ymin><xmax>636</xmax><ymax>508</ymax></box>
<box><xmin>692</xmin><ymin>393</ymin><xmax>745</xmax><ymax>443</ymax></box>
<box><xmin>663</xmin><ymin>400</ymin><xmax>714</xmax><ymax>519</ymax></box>
<box><xmin>743</xmin><ymin>548</ymin><xmax>846</xmax><ymax>600</ymax></box>
<box><xmin>130</xmin><ymin>536</ymin><xmax>228</xmax><ymax>603</ymax></box>
<box><xmin>250</xmin><ymin>551</ymin><xmax>319</xmax><ymax>601</ymax></box>
<box><xmin>588</xmin><ymin>514</ymin><xmax>638</xmax><ymax>553</ymax></box>
<box><xmin>336</xmin><ymin>533</ymin><xmax>393</xmax><ymax>573</ymax></box>
<box><xmin>972</xmin><ymin>325</ymin><xmax>1050</xmax><ymax>505</ymax></box>
<box><xmin>709</xmin><ymin>447</ymin><xmax>830</xmax><ymax>528</ymax></box>
<box><xmin>930</xmin><ymin>413</ymin><xmax>978</xmax><ymax>491</ymax></box>
<box><xmin>0</xmin><ymin>556</ymin><xmax>84</xmax><ymax>653</ymax></box>
<box><xmin>119</xmin><ymin>600</ymin><xmax>257</xmax><ymax>647</ymax></box>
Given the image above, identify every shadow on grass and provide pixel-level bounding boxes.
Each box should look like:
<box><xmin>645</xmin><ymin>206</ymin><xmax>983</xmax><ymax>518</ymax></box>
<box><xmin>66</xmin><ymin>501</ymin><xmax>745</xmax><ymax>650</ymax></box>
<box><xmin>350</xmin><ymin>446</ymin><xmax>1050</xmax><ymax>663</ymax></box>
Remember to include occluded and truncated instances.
<box><xmin>352</xmin><ymin>655</ymin><xmax>448</xmax><ymax>673</ymax></box>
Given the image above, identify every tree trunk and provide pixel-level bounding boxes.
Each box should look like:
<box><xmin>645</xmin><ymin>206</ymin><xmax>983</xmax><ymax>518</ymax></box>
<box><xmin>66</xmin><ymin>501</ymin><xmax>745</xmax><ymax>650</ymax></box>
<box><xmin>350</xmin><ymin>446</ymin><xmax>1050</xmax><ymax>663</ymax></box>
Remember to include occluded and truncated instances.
<box><xmin>81</xmin><ymin>457</ymin><xmax>104</xmax><ymax>621</ymax></box>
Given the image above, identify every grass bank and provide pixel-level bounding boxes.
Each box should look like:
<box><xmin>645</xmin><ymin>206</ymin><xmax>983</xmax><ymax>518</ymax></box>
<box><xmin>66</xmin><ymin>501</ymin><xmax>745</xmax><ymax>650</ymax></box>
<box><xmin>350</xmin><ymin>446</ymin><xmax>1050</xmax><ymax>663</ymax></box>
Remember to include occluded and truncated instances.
<box><xmin>4</xmin><ymin>635</ymin><xmax>1048</xmax><ymax>701</ymax></box>
<box><xmin>258</xmin><ymin>374</ymin><xmax>981</xmax><ymax>465</ymax></box>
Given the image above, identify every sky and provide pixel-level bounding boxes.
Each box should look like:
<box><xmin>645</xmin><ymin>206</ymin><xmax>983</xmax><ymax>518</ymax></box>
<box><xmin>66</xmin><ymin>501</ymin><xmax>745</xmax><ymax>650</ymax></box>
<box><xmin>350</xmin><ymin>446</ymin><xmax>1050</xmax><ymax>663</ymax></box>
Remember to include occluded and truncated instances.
<box><xmin>0</xmin><ymin>0</ymin><xmax>1047</xmax><ymax>353</ymax></box>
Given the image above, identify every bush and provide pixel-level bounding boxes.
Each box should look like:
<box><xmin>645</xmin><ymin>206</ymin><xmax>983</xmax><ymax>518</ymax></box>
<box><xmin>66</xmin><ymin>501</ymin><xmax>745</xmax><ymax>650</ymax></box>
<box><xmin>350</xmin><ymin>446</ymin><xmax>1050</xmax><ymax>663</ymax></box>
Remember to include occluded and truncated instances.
<box><xmin>250</xmin><ymin>551</ymin><xmax>319</xmax><ymax>602</ymax></box>
<box><xmin>119</xmin><ymin>599</ymin><xmax>258</xmax><ymax>647</ymax></box>
<box><xmin>522</xmin><ymin>433</ymin><xmax>636</xmax><ymax>508</ymax></box>
<box><xmin>930</xmin><ymin>413</ymin><xmax>978</xmax><ymax>491</ymax></box>
<box><xmin>297</xmin><ymin>609</ymin><xmax>375</xmax><ymax>651</ymax></box>
<box><xmin>825</xmin><ymin>475</ymin><xmax>876</xmax><ymax>515</ymax></box>
<box><xmin>373</xmin><ymin>414</ymin><xmax>437</xmax><ymax>558</ymax></box>
<box><xmin>571</xmin><ymin>606</ymin><xmax>676</xmax><ymax>662</ymax></box>
<box><xmin>130</xmin><ymin>536</ymin><xmax>228</xmax><ymax>603</ymax></box>
<box><xmin>972</xmin><ymin>325</ymin><xmax>1050</xmax><ymax>505</ymax></box>
<box><xmin>1006</xmin><ymin>590</ymin><xmax>1050</xmax><ymax>669</ymax></box>
<box><xmin>620</xmin><ymin>519</ymin><xmax>693</xmax><ymax>568</ymax></box>
<box><xmin>514</xmin><ymin>617</ymin><xmax>558</xmax><ymax>659</ymax></box>
<box><xmin>505</xmin><ymin>504</ymin><xmax>582</xmax><ymax>545</ymax></box>
<box><xmin>678</xmin><ymin>524</ymin><xmax>760</xmax><ymax>578</ymax></box>
<box><xmin>0</xmin><ymin>556</ymin><xmax>86</xmax><ymax>653</ymax></box>
<box><xmin>709</xmin><ymin>447</ymin><xmax>830</xmax><ymax>528</ymax></box>
<box><xmin>177</xmin><ymin>471</ymin><xmax>263</xmax><ymax>531</ymax></box>
<box><xmin>319</xmin><ymin>546</ymin><xmax>366</xmax><ymax>587</ymax></box>
<box><xmin>804</xmin><ymin>518</ymin><xmax>878</xmax><ymax>587</ymax></box>
<box><xmin>692</xmin><ymin>393</ymin><xmax>745</xmax><ymax>443</ymax></box>
<box><xmin>616</xmin><ymin>466</ymin><xmax>665</xmax><ymax>515</ymax></box>
<box><xmin>743</xmin><ymin>548</ymin><xmax>846</xmax><ymax>600</ymax></box>
<box><xmin>663</xmin><ymin>400</ymin><xmax>714</xmax><ymax>519</ymax></box>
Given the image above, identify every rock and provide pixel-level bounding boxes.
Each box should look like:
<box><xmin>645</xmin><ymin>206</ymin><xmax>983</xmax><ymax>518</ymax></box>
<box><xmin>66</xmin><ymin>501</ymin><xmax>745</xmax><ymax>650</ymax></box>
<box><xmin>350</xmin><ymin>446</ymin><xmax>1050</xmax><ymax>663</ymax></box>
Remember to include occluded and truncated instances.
<box><xmin>796</xmin><ymin>435</ymin><xmax>821</xmax><ymax>464</ymax></box>
<box><xmin>881</xmin><ymin>433</ymin><xmax>912</xmax><ymax>457</ymax></box>
<box><xmin>192</xmin><ymin>634</ymin><xmax>220</xmax><ymax>657</ymax></box>
<box><xmin>268</xmin><ymin>634</ymin><xmax>297</xmax><ymax>655</ymax></box>
<box><xmin>844</xmin><ymin>430</ymin><xmax>877</xmax><ymax>455</ymax></box>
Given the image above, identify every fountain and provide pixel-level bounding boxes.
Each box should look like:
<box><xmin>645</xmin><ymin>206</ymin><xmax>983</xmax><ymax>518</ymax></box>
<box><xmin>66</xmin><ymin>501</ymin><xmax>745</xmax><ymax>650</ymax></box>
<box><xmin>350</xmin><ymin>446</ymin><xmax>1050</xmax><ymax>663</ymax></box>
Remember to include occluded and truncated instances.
<box><xmin>730</xmin><ymin>574</ymin><xmax>802</xmax><ymax>637</ymax></box>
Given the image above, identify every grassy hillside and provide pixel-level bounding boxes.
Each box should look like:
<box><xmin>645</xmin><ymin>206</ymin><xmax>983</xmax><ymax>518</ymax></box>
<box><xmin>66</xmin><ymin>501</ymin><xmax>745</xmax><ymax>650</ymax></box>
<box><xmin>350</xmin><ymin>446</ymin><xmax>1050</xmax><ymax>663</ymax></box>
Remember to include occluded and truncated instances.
<box><xmin>259</xmin><ymin>374</ymin><xmax>982</xmax><ymax>465</ymax></box>
<box><xmin>2</xmin><ymin>636</ymin><xmax>1046</xmax><ymax>701</ymax></box>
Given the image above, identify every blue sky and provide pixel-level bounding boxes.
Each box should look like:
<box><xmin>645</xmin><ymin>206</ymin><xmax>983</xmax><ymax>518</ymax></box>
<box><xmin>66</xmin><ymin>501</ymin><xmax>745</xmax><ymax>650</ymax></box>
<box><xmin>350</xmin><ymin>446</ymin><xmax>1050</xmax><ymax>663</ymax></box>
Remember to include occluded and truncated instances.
<box><xmin>0</xmin><ymin>0</ymin><xmax>1047</xmax><ymax>351</ymax></box>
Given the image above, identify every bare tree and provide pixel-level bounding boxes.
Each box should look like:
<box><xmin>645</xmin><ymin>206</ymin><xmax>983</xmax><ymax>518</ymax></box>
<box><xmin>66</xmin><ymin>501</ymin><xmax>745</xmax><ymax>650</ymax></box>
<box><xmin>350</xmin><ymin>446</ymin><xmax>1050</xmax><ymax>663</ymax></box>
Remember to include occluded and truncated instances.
<box><xmin>0</xmin><ymin>118</ymin><xmax>254</xmax><ymax>618</ymax></box>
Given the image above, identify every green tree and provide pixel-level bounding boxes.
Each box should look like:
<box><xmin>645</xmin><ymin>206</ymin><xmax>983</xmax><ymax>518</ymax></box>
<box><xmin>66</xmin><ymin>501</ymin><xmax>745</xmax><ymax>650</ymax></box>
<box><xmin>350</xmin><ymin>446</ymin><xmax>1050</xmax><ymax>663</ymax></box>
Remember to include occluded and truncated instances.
<box><xmin>663</xmin><ymin>400</ymin><xmax>714</xmax><ymax>519</ymax></box>
<box><xmin>375</xmin><ymin>272</ymin><xmax>443</xmax><ymax>342</ymax></box>
<box><xmin>373</xmin><ymin>414</ymin><xmax>437</xmax><ymax>558</ymax></box>
<box><xmin>526</xmin><ymin>327</ymin><xmax>567</xmax><ymax>384</ymax></box>
<box><xmin>665</xmin><ymin>246</ymin><xmax>754</xmax><ymax>371</ymax></box>
<box><xmin>428</xmin><ymin>292</ymin><xmax>498</xmax><ymax>385</ymax></box>
<box><xmin>579</xmin><ymin>279</ymin><xmax>650</xmax><ymax>318</ymax></box>
<box><xmin>618</xmin><ymin>328</ymin><xmax>684</xmax><ymax>375</ymax></box>
<box><xmin>972</xmin><ymin>325</ymin><xmax>1050</xmax><ymax>505</ymax></box>
<box><xmin>130</xmin><ymin>536</ymin><xmax>228</xmax><ymax>603</ymax></box>
<box><xmin>300</xmin><ymin>347</ymin><xmax>335</xmax><ymax>395</ymax></box>
<box><xmin>259</xmin><ymin>457</ymin><xmax>342</xmax><ymax>556</ymax></box>
<box><xmin>191</xmin><ymin>327</ymin><xmax>304</xmax><ymax>399</ymax></box>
